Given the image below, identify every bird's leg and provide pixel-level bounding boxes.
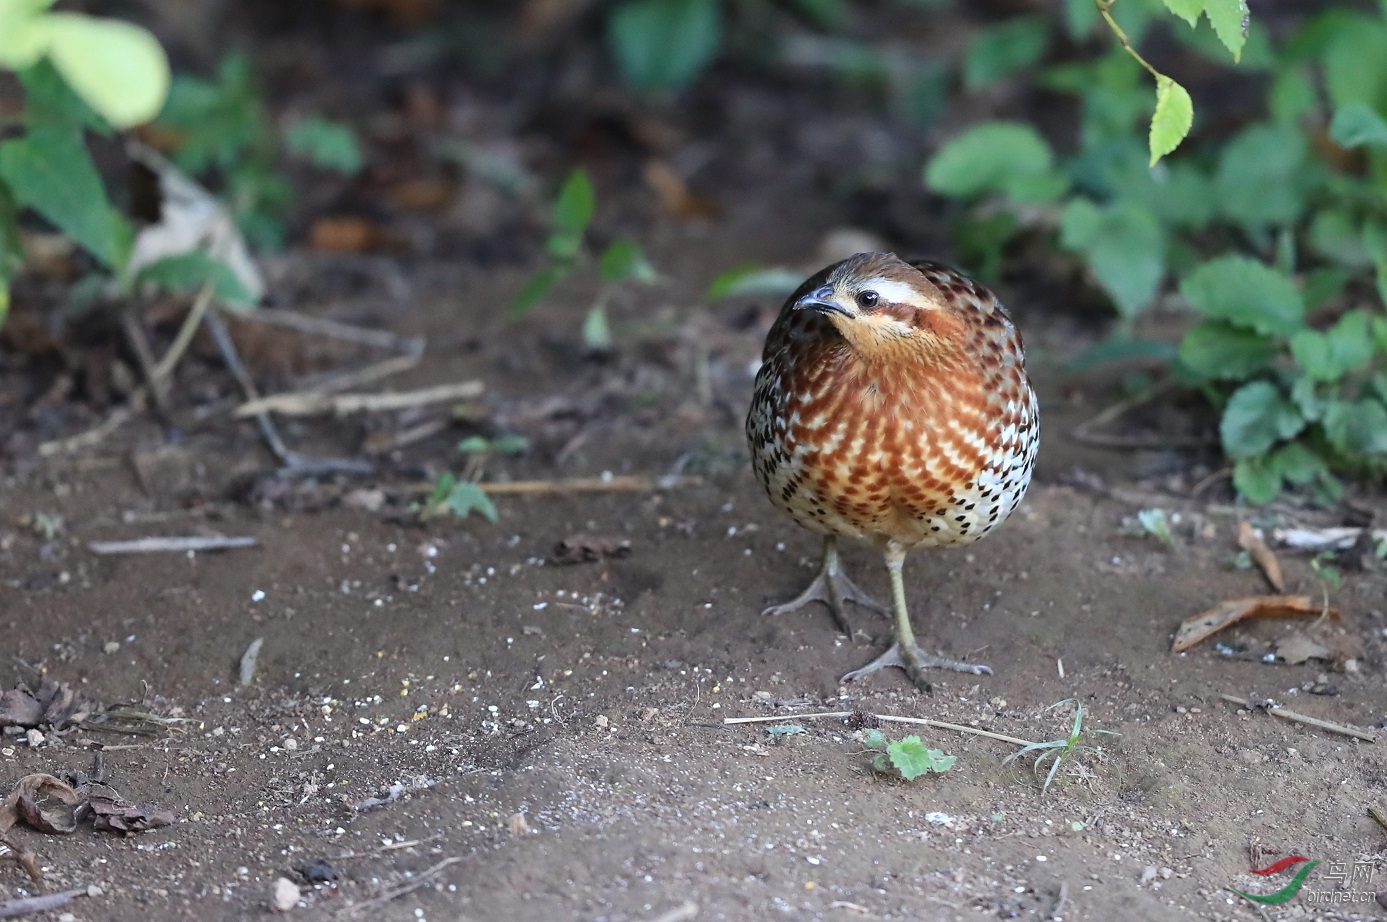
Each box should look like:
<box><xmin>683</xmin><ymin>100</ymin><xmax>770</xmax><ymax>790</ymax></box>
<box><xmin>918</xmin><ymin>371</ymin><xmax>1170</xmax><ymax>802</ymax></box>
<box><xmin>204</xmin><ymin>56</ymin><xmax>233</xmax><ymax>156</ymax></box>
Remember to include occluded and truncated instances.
<box><xmin>841</xmin><ymin>546</ymin><xmax>992</xmax><ymax>691</ymax></box>
<box><xmin>762</xmin><ymin>535</ymin><xmax>889</xmax><ymax>634</ymax></box>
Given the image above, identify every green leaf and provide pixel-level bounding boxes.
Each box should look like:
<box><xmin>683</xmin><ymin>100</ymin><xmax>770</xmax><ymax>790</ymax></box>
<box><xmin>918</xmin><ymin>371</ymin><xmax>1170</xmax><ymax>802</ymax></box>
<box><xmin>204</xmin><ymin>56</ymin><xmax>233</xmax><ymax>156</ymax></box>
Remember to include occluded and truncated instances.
<box><xmin>925</xmin><ymin>121</ymin><xmax>1061</xmax><ymax>202</ymax></box>
<box><xmin>1329</xmin><ymin>103</ymin><xmax>1387</xmax><ymax>150</ymax></box>
<box><xmin>599</xmin><ymin>237</ymin><xmax>657</xmax><ymax>283</ymax></box>
<box><xmin>17</xmin><ymin>59</ymin><xmax>108</xmax><ymax>133</ymax></box>
<box><xmin>1063</xmin><ymin>0</ymin><xmax>1097</xmax><ymax>39</ymax></box>
<box><xmin>1268</xmin><ymin>68</ymin><xmax>1316</xmax><ymax>124</ymax></box>
<box><xmin>133</xmin><ymin>251</ymin><xmax>256</xmax><ymax>307</ymax></box>
<box><xmin>1162</xmin><ymin>0</ymin><xmax>1204</xmax><ymax>28</ymax></box>
<box><xmin>0</xmin><ymin>0</ymin><xmax>56</xmax><ymax>70</ymax></box>
<box><xmin>766</xmin><ymin>723</ymin><xmax>807</xmax><ymax>737</ymax></box>
<box><xmin>1067</xmin><ymin>336</ymin><xmax>1178</xmax><ymax>373</ymax></box>
<box><xmin>0</xmin><ymin>127</ymin><xmax>127</xmax><ymax>268</ymax></box>
<box><xmin>1220</xmin><ymin>381</ymin><xmax>1303</xmax><ymax>460</ymax></box>
<box><xmin>1269</xmin><ymin>441</ymin><xmax>1329</xmax><ymax>486</ymax></box>
<box><xmin>964</xmin><ymin>16</ymin><xmax>1049</xmax><ymax>90</ymax></box>
<box><xmin>1059</xmin><ymin>198</ymin><xmax>1165</xmax><ymax>318</ymax></box>
<box><xmin>1203</xmin><ymin>0</ymin><xmax>1248</xmax><ymax>61</ymax></box>
<box><xmin>1321</xmin><ymin>19</ymin><xmax>1387</xmax><ymax>112</ymax></box>
<box><xmin>608</xmin><ymin>0</ymin><xmax>721</xmax><ymax>93</ymax></box>
<box><xmin>1180</xmin><ymin>256</ymin><xmax>1303</xmax><ymax>336</ymax></box>
<box><xmin>887</xmin><ymin>736</ymin><xmax>956</xmax><ymax>780</ymax></box>
<box><xmin>862</xmin><ymin>727</ymin><xmax>888</xmax><ymax>749</ymax></box>
<box><xmin>284</xmin><ymin>116</ymin><xmax>362</xmax><ymax>175</ymax></box>
<box><xmin>706</xmin><ymin>265</ymin><xmax>804</xmax><ymax>299</ymax></box>
<box><xmin>509</xmin><ymin>266</ymin><xmax>563</xmax><ymax>318</ymax></box>
<box><xmin>446</xmin><ymin>481</ymin><xmax>499</xmax><ymax>523</ymax></box>
<box><xmin>1178</xmin><ymin>321</ymin><xmax>1278</xmax><ymax>381</ymax></box>
<box><xmin>1291</xmin><ymin>311</ymin><xmax>1374</xmax><ymax>382</ymax></box>
<box><xmin>548</xmin><ymin>169</ymin><xmax>595</xmax><ymax>260</ymax></box>
<box><xmin>1233</xmin><ymin>457</ymin><xmax>1282</xmax><ymax>504</ymax></box>
<box><xmin>1323</xmin><ymin>399</ymin><xmax>1387</xmax><ymax>456</ymax></box>
<box><xmin>1149</xmin><ymin>76</ymin><xmax>1193</xmax><ymax>166</ymax></box>
<box><xmin>40</xmin><ymin>13</ymin><xmax>170</xmax><ymax>128</ymax></box>
<box><xmin>1213</xmin><ymin>123</ymin><xmax>1308</xmax><ymax>228</ymax></box>
<box><xmin>582</xmin><ymin>304</ymin><xmax>612</xmax><ymax>353</ymax></box>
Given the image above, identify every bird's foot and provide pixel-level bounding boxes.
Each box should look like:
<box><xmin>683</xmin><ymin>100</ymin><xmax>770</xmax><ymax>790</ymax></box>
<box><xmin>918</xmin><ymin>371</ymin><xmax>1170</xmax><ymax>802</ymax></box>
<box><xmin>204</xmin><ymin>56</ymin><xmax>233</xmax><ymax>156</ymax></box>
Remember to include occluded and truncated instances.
<box><xmin>762</xmin><ymin>566</ymin><xmax>889</xmax><ymax>635</ymax></box>
<box><xmin>841</xmin><ymin>640</ymin><xmax>992</xmax><ymax>692</ymax></box>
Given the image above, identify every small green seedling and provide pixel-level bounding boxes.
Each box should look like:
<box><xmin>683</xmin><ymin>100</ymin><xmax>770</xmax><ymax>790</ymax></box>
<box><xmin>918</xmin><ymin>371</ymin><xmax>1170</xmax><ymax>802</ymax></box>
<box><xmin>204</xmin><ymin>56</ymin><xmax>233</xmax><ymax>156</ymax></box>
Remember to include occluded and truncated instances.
<box><xmin>1004</xmin><ymin>699</ymin><xmax>1117</xmax><ymax>796</ymax></box>
<box><xmin>418</xmin><ymin>472</ymin><xmax>497</xmax><ymax>524</ymax></box>
<box><xmin>1119</xmin><ymin>507</ymin><xmax>1175</xmax><ymax>547</ymax></box>
<box><xmin>862</xmin><ymin>728</ymin><xmax>956</xmax><ymax>781</ymax></box>
<box><xmin>458</xmin><ymin>434</ymin><xmax>530</xmax><ymax>458</ymax></box>
<box><xmin>767</xmin><ymin>723</ymin><xmax>806</xmax><ymax>740</ymax></box>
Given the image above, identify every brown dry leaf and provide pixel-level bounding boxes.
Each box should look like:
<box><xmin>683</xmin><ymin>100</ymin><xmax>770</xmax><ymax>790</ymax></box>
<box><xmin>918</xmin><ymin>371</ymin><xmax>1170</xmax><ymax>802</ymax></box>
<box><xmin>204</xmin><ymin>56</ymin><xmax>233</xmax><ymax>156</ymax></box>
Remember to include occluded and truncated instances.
<box><xmin>0</xmin><ymin>774</ymin><xmax>79</xmax><ymax>836</ymax></box>
<box><xmin>1237</xmin><ymin>521</ymin><xmax>1285</xmax><ymax>592</ymax></box>
<box><xmin>551</xmin><ymin>535</ymin><xmax>632</xmax><ymax>565</ymax></box>
<box><xmin>0</xmin><ymin>680</ymin><xmax>92</xmax><ymax>732</ymax></box>
<box><xmin>84</xmin><ymin>795</ymin><xmax>176</xmax><ymax>833</ymax></box>
<box><xmin>309</xmin><ymin>215</ymin><xmax>383</xmax><ymax>253</ymax></box>
<box><xmin>1275</xmin><ymin>632</ymin><xmax>1332</xmax><ymax>665</ymax></box>
<box><xmin>642</xmin><ymin>160</ymin><xmax>720</xmax><ymax>221</ymax></box>
<box><xmin>1172</xmin><ymin>595</ymin><xmax>1340</xmax><ymax>653</ymax></box>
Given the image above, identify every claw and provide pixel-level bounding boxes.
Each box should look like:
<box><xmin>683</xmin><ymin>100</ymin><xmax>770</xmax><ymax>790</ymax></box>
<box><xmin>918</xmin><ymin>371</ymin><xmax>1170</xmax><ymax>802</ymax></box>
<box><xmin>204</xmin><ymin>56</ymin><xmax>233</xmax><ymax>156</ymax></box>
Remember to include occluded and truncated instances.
<box><xmin>763</xmin><ymin>535</ymin><xmax>887</xmax><ymax>634</ymax></box>
<box><xmin>841</xmin><ymin>639</ymin><xmax>991</xmax><ymax>692</ymax></box>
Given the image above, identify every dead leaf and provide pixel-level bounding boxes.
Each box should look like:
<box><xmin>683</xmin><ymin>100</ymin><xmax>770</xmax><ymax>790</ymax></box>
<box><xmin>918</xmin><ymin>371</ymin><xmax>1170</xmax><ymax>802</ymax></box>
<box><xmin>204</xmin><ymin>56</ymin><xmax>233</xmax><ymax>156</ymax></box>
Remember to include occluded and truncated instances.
<box><xmin>642</xmin><ymin>159</ymin><xmax>720</xmax><ymax>221</ymax></box>
<box><xmin>0</xmin><ymin>688</ymin><xmax>44</xmax><ymax>729</ymax></box>
<box><xmin>1237</xmin><ymin>521</ymin><xmax>1284</xmax><ymax>592</ymax></box>
<box><xmin>1172</xmin><ymin>595</ymin><xmax>1340</xmax><ymax>653</ymax></box>
<box><xmin>1275</xmin><ymin>632</ymin><xmax>1332</xmax><ymax>665</ymax></box>
<box><xmin>0</xmin><ymin>774</ymin><xmax>79</xmax><ymax>836</ymax></box>
<box><xmin>551</xmin><ymin>535</ymin><xmax>632</xmax><ymax>565</ymax></box>
<box><xmin>83</xmin><ymin>795</ymin><xmax>175</xmax><ymax>833</ymax></box>
<box><xmin>0</xmin><ymin>680</ymin><xmax>92</xmax><ymax>732</ymax></box>
<box><xmin>308</xmin><ymin>215</ymin><xmax>382</xmax><ymax>253</ymax></box>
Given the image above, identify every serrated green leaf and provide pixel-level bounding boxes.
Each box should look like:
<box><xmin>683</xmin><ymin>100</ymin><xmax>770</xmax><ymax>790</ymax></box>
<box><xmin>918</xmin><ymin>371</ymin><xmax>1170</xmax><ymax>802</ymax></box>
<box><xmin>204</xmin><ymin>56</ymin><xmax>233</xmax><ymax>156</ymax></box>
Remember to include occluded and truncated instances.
<box><xmin>1220</xmin><ymin>381</ymin><xmax>1303</xmax><ymax>460</ymax></box>
<box><xmin>40</xmin><ymin>13</ymin><xmax>169</xmax><ymax>128</ymax></box>
<box><xmin>1329</xmin><ymin>103</ymin><xmax>1387</xmax><ymax>150</ymax></box>
<box><xmin>706</xmin><ymin>265</ymin><xmax>804</xmax><ymax>299</ymax></box>
<box><xmin>1180</xmin><ymin>257</ymin><xmax>1303</xmax><ymax>336</ymax></box>
<box><xmin>1060</xmin><ymin>198</ymin><xmax>1165</xmax><ymax>318</ymax></box>
<box><xmin>0</xmin><ymin>126</ymin><xmax>126</xmax><ymax>268</ymax></box>
<box><xmin>446</xmin><ymin>480</ymin><xmax>499</xmax><ymax>522</ymax></box>
<box><xmin>1269</xmin><ymin>442</ymin><xmax>1329</xmax><ymax>486</ymax></box>
<box><xmin>870</xmin><ymin>752</ymin><xmax>889</xmax><ymax>773</ymax></box>
<box><xmin>1203</xmin><ymin>0</ymin><xmax>1248</xmax><ymax>61</ymax></box>
<box><xmin>767</xmin><ymin>723</ymin><xmax>807</xmax><ymax>737</ymax></box>
<box><xmin>1162</xmin><ymin>0</ymin><xmax>1204</xmax><ymax>28</ymax></box>
<box><xmin>133</xmin><ymin>251</ymin><xmax>256</xmax><ymax>306</ymax></box>
<box><xmin>925</xmin><ymin>121</ymin><xmax>1060</xmax><ymax>201</ymax></box>
<box><xmin>608</xmin><ymin>0</ymin><xmax>721</xmax><ymax>93</ymax></box>
<box><xmin>964</xmin><ymin>16</ymin><xmax>1050</xmax><ymax>90</ymax></box>
<box><xmin>1233</xmin><ymin>457</ymin><xmax>1282</xmax><ymax>504</ymax></box>
<box><xmin>1177</xmin><ymin>321</ymin><xmax>1278</xmax><ymax>381</ymax></box>
<box><xmin>508</xmin><ymin>266</ymin><xmax>562</xmax><ymax>317</ymax></box>
<box><xmin>1213</xmin><ymin>123</ymin><xmax>1307</xmax><ymax>228</ymax></box>
<box><xmin>599</xmin><ymin>237</ymin><xmax>657</xmax><ymax>283</ymax></box>
<box><xmin>862</xmin><ymin>727</ymin><xmax>888</xmax><ymax>749</ymax></box>
<box><xmin>552</xmin><ymin>170</ymin><xmax>594</xmax><ymax>239</ymax></box>
<box><xmin>1323</xmin><ymin>399</ymin><xmax>1387</xmax><ymax>456</ymax></box>
<box><xmin>1291</xmin><ymin>311</ymin><xmax>1374</xmax><ymax>382</ymax></box>
<box><xmin>886</xmin><ymin>736</ymin><xmax>956</xmax><ymax>780</ymax></box>
<box><xmin>284</xmin><ymin>115</ymin><xmax>362</xmax><ymax>175</ymax></box>
<box><xmin>1149</xmin><ymin>76</ymin><xmax>1193</xmax><ymax>166</ymax></box>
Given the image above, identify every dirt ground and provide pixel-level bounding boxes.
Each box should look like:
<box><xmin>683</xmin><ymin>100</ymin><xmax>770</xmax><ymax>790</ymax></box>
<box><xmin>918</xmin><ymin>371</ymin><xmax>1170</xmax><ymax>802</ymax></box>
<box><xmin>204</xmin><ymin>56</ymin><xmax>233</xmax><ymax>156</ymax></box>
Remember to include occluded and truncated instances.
<box><xmin>3</xmin><ymin>5</ymin><xmax>1387</xmax><ymax>921</ymax></box>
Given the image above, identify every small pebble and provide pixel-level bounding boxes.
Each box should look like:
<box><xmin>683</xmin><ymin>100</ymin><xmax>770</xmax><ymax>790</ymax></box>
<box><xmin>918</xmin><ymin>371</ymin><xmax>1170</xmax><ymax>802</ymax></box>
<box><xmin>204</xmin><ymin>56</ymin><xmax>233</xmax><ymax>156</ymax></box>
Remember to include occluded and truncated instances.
<box><xmin>25</xmin><ymin>729</ymin><xmax>43</xmax><ymax>748</ymax></box>
<box><xmin>103</xmin><ymin>641</ymin><xmax>120</xmax><ymax>654</ymax></box>
<box><xmin>1141</xmin><ymin>866</ymin><xmax>1158</xmax><ymax>884</ymax></box>
<box><xmin>271</xmin><ymin>877</ymin><xmax>299</xmax><ymax>912</ymax></box>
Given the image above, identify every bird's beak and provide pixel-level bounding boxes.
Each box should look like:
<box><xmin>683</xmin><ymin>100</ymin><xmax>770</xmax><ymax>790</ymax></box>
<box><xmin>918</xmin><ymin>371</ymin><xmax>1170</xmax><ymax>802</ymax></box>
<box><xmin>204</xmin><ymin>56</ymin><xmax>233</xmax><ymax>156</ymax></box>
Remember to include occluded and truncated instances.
<box><xmin>794</xmin><ymin>286</ymin><xmax>853</xmax><ymax>318</ymax></box>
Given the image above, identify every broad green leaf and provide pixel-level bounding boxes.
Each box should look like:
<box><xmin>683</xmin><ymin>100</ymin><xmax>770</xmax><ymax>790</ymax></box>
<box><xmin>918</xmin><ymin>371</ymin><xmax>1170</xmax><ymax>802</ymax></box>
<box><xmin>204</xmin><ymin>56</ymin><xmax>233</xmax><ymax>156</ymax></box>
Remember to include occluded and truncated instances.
<box><xmin>1059</xmin><ymin>198</ymin><xmax>1164</xmax><ymax>318</ymax></box>
<box><xmin>1291</xmin><ymin>375</ymin><xmax>1325</xmax><ymax>422</ymax></box>
<box><xmin>1322</xmin><ymin>19</ymin><xmax>1387</xmax><ymax>112</ymax></box>
<box><xmin>1063</xmin><ymin>0</ymin><xmax>1097</xmax><ymax>38</ymax></box>
<box><xmin>862</xmin><ymin>728</ymin><xmax>888</xmax><ymax>749</ymax></box>
<box><xmin>1220</xmin><ymin>380</ymin><xmax>1303</xmax><ymax>460</ymax></box>
<box><xmin>508</xmin><ymin>266</ymin><xmax>562</xmax><ymax>317</ymax></box>
<box><xmin>1149</xmin><ymin>76</ymin><xmax>1193</xmax><ymax>166</ymax></box>
<box><xmin>1180</xmin><ymin>256</ymin><xmax>1303</xmax><ymax>336</ymax></box>
<box><xmin>1329</xmin><ymin>103</ymin><xmax>1387</xmax><ymax>150</ymax></box>
<box><xmin>1213</xmin><ymin>123</ymin><xmax>1308</xmax><ymax>228</ymax></box>
<box><xmin>964</xmin><ymin>16</ymin><xmax>1049</xmax><ymax>90</ymax></box>
<box><xmin>707</xmin><ymin>265</ymin><xmax>805</xmax><ymax>299</ymax></box>
<box><xmin>0</xmin><ymin>0</ymin><xmax>56</xmax><ymax>69</ymax></box>
<box><xmin>1290</xmin><ymin>311</ymin><xmax>1374</xmax><ymax>381</ymax></box>
<box><xmin>1307</xmin><ymin>209</ymin><xmax>1370</xmax><ymax>268</ymax></box>
<box><xmin>598</xmin><ymin>237</ymin><xmax>657</xmax><ymax>283</ymax></box>
<box><xmin>446</xmin><ymin>481</ymin><xmax>499</xmax><ymax>522</ymax></box>
<box><xmin>0</xmin><ymin>127</ymin><xmax>126</xmax><ymax>267</ymax></box>
<box><xmin>1269</xmin><ymin>442</ymin><xmax>1329</xmax><ymax>486</ymax></box>
<box><xmin>1162</xmin><ymin>0</ymin><xmax>1204</xmax><ymax>28</ymax></box>
<box><xmin>1203</xmin><ymin>0</ymin><xmax>1248</xmax><ymax>61</ymax></box>
<box><xmin>133</xmin><ymin>251</ymin><xmax>256</xmax><ymax>307</ymax></box>
<box><xmin>582</xmin><ymin>304</ymin><xmax>612</xmax><ymax>353</ymax></box>
<box><xmin>1177</xmin><ymin>321</ymin><xmax>1277</xmax><ymax>380</ymax></box>
<box><xmin>1233</xmin><ymin>457</ymin><xmax>1281</xmax><ymax>504</ymax></box>
<box><xmin>17</xmin><ymin>59</ymin><xmax>108</xmax><ymax>133</ymax></box>
<box><xmin>1268</xmin><ymin>68</ymin><xmax>1316</xmax><ymax>124</ymax></box>
<box><xmin>925</xmin><ymin>121</ymin><xmax>1059</xmax><ymax>201</ymax></box>
<box><xmin>608</xmin><ymin>0</ymin><xmax>721</xmax><ymax>93</ymax></box>
<box><xmin>552</xmin><ymin>169</ymin><xmax>596</xmax><ymax>246</ymax></box>
<box><xmin>40</xmin><ymin>13</ymin><xmax>169</xmax><ymax>128</ymax></box>
<box><xmin>1323</xmin><ymin>399</ymin><xmax>1387</xmax><ymax>456</ymax></box>
<box><xmin>886</xmin><ymin>736</ymin><xmax>955</xmax><ymax>780</ymax></box>
<box><xmin>284</xmin><ymin>116</ymin><xmax>362</xmax><ymax>175</ymax></box>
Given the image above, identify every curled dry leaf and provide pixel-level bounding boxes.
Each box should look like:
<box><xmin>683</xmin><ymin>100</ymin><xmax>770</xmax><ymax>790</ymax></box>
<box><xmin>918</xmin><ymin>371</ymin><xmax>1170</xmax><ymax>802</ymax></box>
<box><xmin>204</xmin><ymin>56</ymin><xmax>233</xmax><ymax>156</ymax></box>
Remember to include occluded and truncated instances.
<box><xmin>0</xmin><ymin>774</ymin><xmax>80</xmax><ymax>836</ymax></box>
<box><xmin>1275</xmin><ymin>632</ymin><xmax>1332</xmax><ymax>665</ymax></box>
<box><xmin>1237</xmin><ymin>521</ymin><xmax>1284</xmax><ymax>591</ymax></box>
<box><xmin>0</xmin><ymin>679</ymin><xmax>93</xmax><ymax>732</ymax></box>
<box><xmin>1172</xmin><ymin>595</ymin><xmax>1340</xmax><ymax>653</ymax></box>
<box><xmin>642</xmin><ymin>160</ymin><xmax>720</xmax><ymax>221</ymax></box>
<box><xmin>551</xmin><ymin>535</ymin><xmax>632</xmax><ymax>565</ymax></box>
<box><xmin>83</xmin><ymin>795</ymin><xmax>176</xmax><ymax>833</ymax></box>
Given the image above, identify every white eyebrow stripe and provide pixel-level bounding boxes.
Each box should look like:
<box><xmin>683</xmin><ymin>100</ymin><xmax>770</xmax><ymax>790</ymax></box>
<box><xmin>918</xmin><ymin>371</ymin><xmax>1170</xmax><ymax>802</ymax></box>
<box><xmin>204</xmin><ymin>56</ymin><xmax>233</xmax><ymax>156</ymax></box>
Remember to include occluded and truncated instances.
<box><xmin>862</xmin><ymin>278</ymin><xmax>929</xmax><ymax>306</ymax></box>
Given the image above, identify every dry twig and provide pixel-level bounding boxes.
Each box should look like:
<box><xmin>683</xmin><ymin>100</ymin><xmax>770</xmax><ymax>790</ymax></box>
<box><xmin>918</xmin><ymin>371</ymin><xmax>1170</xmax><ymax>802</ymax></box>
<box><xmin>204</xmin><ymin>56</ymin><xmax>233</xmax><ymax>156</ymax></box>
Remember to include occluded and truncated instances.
<box><xmin>1219</xmin><ymin>693</ymin><xmax>1376</xmax><ymax>743</ymax></box>
<box><xmin>723</xmin><ymin>710</ymin><xmax>1035</xmax><ymax>747</ymax></box>
<box><xmin>234</xmin><ymin>380</ymin><xmax>483</xmax><ymax>418</ymax></box>
<box><xmin>88</xmin><ymin>536</ymin><xmax>257</xmax><ymax>555</ymax></box>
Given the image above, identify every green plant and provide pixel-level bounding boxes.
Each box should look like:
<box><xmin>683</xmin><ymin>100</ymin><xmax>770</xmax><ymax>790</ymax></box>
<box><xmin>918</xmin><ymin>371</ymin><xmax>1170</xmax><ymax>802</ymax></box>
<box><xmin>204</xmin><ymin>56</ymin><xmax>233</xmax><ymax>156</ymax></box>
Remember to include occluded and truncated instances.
<box><xmin>0</xmin><ymin>2</ymin><xmax>170</xmax><ymax>324</ymax></box>
<box><xmin>861</xmin><ymin>728</ymin><xmax>955</xmax><ymax>781</ymax></box>
<box><xmin>155</xmin><ymin>53</ymin><xmax>363</xmax><ymax>250</ymax></box>
<box><xmin>924</xmin><ymin>2</ymin><xmax>1387</xmax><ymax>504</ymax></box>
<box><xmin>418</xmin><ymin>472</ymin><xmax>498</xmax><ymax>523</ymax></box>
<box><xmin>510</xmin><ymin>169</ymin><xmax>657</xmax><ymax>350</ymax></box>
<box><xmin>1003</xmin><ymin>699</ymin><xmax>1116</xmax><ymax>795</ymax></box>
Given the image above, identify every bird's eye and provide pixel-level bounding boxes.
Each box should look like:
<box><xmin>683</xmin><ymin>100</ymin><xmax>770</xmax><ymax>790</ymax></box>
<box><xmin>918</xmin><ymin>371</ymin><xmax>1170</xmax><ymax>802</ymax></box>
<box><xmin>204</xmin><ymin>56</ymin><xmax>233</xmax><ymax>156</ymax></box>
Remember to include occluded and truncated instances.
<box><xmin>856</xmin><ymin>290</ymin><xmax>879</xmax><ymax>309</ymax></box>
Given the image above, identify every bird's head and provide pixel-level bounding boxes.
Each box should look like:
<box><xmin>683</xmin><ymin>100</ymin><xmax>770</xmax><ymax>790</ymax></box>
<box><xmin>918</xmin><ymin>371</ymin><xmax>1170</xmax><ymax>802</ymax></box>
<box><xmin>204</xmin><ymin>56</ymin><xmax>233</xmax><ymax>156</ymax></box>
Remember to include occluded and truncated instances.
<box><xmin>791</xmin><ymin>252</ymin><xmax>974</xmax><ymax>364</ymax></box>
